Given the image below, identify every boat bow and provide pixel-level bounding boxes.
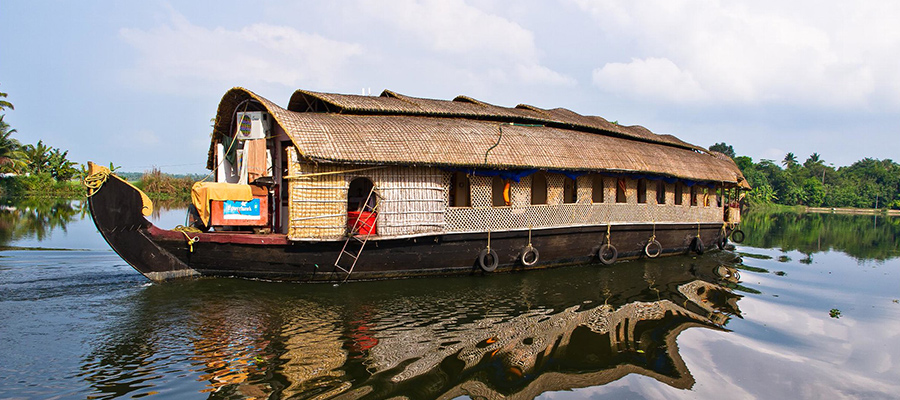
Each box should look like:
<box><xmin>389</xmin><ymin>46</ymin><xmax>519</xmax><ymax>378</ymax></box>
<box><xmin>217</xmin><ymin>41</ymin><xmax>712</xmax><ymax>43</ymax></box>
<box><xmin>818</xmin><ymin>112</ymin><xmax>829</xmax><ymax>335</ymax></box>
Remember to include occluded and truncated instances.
<box><xmin>85</xmin><ymin>162</ymin><xmax>198</xmax><ymax>281</ymax></box>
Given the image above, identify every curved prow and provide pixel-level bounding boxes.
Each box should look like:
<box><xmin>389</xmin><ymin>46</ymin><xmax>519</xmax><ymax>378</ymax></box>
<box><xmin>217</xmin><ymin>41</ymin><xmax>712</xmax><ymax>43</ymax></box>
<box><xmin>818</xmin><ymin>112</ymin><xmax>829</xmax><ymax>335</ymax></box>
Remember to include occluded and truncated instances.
<box><xmin>85</xmin><ymin>162</ymin><xmax>198</xmax><ymax>282</ymax></box>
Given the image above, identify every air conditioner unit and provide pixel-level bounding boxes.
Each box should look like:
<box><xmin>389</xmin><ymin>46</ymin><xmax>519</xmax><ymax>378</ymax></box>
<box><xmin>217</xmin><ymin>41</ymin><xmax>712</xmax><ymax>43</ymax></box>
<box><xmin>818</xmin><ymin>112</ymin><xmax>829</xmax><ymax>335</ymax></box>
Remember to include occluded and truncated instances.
<box><xmin>235</xmin><ymin>111</ymin><xmax>271</xmax><ymax>140</ymax></box>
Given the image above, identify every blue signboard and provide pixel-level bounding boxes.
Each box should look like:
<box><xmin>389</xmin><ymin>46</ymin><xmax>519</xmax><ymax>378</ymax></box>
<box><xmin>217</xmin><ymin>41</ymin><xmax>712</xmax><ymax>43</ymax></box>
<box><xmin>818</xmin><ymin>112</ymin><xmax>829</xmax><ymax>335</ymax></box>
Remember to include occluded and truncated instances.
<box><xmin>223</xmin><ymin>198</ymin><xmax>261</xmax><ymax>220</ymax></box>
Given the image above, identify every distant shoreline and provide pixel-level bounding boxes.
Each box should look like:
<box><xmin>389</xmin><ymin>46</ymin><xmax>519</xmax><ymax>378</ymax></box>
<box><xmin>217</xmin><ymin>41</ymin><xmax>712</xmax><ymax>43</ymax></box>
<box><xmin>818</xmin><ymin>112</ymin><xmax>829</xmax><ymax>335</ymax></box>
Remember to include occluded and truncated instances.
<box><xmin>805</xmin><ymin>207</ymin><xmax>900</xmax><ymax>216</ymax></box>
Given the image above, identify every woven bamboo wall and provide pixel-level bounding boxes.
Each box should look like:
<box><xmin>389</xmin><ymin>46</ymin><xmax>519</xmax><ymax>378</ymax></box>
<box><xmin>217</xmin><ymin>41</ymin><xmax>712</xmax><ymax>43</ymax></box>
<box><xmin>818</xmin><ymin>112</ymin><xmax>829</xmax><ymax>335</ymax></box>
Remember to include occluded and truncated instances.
<box><xmin>367</xmin><ymin>166</ymin><xmax>446</xmax><ymax>237</ymax></box>
<box><xmin>287</xmin><ymin>150</ymin><xmax>347</xmax><ymax>240</ymax></box>
<box><xmin>287</xmin><ymin>156</ymin><xmax>447</xmax><ymax>240</ymax></box>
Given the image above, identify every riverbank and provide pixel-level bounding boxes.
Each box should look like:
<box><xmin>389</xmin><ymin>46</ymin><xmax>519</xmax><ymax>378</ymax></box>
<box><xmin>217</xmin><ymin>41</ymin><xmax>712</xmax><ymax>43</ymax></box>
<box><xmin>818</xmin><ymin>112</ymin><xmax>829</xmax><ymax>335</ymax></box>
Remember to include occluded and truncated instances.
<box><xmin>805</xmin><ymin>207</ymin><xmax>900</xmax><ymax>216</ymax></box>
<box><xmin>745</xmin><ymin>203</ymin><xmax>899</xmax><ymax>216</ymax></box>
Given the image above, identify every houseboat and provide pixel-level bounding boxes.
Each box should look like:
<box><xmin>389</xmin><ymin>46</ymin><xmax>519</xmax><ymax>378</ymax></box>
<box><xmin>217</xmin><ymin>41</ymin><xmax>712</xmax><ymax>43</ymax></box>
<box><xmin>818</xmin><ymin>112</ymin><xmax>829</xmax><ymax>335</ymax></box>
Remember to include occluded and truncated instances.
<box><xmin>85</xmin><ymin>87</ymin><xmax>748</xmax><ymax>282</ymax></box>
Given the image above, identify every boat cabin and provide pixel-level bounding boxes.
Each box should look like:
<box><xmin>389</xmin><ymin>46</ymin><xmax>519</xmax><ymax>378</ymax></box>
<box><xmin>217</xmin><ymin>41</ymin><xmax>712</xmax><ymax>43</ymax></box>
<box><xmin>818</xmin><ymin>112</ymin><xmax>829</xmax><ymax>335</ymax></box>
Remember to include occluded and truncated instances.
<box><xmin>200</xmin><ymin>88</ymin><xmax>747</xmax><ymax>241</ymax></box>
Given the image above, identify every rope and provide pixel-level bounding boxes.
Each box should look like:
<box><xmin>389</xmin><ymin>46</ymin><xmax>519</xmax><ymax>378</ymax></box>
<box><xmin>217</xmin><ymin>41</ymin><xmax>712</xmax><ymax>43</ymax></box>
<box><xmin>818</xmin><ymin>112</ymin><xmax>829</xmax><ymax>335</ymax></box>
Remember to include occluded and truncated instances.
<box><xmin>173</xmin><ymin>225</ymin><xmax>201</xmax><ymax>252</ymax></box>
<box><xmin>484</xmin><ymin>124</ymin><xmax>504</xmax><ymax>164</ymax></box>
<box><xmin>605</xmin><ymin>224</ymin><xmax>612</xmax><ymax>246</ymax></box>
<box><xmin>83</xmin><ymin>166</ymin><xmax>110</xmax><ymax>197</ymax></box>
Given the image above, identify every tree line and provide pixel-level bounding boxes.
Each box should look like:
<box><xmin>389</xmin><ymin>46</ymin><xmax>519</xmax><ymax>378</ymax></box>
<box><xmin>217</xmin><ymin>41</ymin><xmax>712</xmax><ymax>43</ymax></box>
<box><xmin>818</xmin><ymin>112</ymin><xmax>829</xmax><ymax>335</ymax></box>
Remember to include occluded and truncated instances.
<box><xmin>710</xmin><ymin>143</ymin><xmax>900</xmax><ymax>210</ymax></box>
<box><xmin>1</xmin><ymin>85</ymin><xmax>80</xmax><ymax>188</ymax></box>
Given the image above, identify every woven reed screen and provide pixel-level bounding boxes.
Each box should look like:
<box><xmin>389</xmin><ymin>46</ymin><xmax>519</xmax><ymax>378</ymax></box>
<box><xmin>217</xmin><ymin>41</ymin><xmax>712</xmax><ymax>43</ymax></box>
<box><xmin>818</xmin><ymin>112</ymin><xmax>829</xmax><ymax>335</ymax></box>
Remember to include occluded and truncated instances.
<box><xmin>287</xmin><ymin>150</ymin><xmax>347</xmax><ymax>240</ymax></box>
<box><xmin>444</xmin><ymin>172</ymin><xmax>722</xmax><ymax>234</ymax></box>
<box><xmin>286</xmin><ymin>155</ymin><xmax>724</xmax><ymax>241</ymax></box>
<box><xmin>287</xmin><ymin>155</ymin><xmax>447</xmax><ymax>240</ymax></box>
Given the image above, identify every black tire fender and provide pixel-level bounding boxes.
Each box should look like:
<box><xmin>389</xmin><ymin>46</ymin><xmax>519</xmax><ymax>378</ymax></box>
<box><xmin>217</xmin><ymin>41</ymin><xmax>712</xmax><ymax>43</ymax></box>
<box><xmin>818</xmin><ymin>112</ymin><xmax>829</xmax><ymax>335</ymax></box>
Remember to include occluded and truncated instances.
<box><xmin>717</xmin><ymin>235</ymin><xmax>728</xmax><ymax>250</ymax></box>
<box><xmin>691</xmin><ymin>237</ymin><xmax>705</xmax><ymax>255</ymax></box>
<box><xmin>598</xmin><ymin>244</ymin><xmax>618</xmax><ymax>265</ymax></box>
<box><xmin>731</xmin><ymin>229</ymin><xmax>745</xmax><ymax>243</ymax></box>
<box><xmin>520</xmin><ymin>246</ymin><xmax>539</xmax><ymax>266</ymax></box>
<box><xmin>478</xmin><ymin>248</ymin><xmax>499</xmax><ymax>272</ymax></box>
<box><xmin>644</xmin><ymin>240</ymin><xmax>662</xmax><ymax>258</ymax></box>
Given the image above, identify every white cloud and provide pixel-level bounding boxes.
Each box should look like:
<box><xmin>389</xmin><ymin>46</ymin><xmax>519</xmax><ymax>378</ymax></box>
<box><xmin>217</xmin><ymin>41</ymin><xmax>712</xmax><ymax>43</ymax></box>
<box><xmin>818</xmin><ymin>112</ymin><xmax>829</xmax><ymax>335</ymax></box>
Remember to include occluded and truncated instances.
<box><xmin>358</xmin><ymin>0</ymin><xmax>535</xmax><ymax>59</ymax></box>
<box><xmin>355</xmin><ymin>0</ymin><xmax>575</xmax><ymax>87</ymax></box>
<box><xmin>514</xmin><ymin>64</ymin><xmax>577</xmax><ymax>86</ymax></box>
<box><xmin>572</xmin><ymin>0</ymin><xmax>900</xmax><ymax>110</ymax></box>
<box><xmin>119</xmin><ymin>10</ymin><xmax>362</xmax><ymax>94</ymax></box>
<box><xmin>593</xmin><ymin>57</ymin><xmax>707</xmax><ymax>103</ymax></box>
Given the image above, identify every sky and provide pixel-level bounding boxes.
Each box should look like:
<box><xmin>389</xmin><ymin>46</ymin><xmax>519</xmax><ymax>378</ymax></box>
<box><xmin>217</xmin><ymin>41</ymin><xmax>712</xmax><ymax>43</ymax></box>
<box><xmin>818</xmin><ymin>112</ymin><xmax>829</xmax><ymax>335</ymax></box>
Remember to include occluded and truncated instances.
<box><xmin>1</xmin><ymin>0</ymin><xmax>898</xmax><ymax>174</ymax></box>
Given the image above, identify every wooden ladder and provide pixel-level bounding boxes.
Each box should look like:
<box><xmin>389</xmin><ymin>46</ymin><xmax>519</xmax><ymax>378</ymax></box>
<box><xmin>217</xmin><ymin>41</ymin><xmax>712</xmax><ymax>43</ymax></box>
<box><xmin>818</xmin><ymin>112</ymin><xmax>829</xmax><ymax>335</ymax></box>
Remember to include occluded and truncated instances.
<box><xmin>333</xmin><ymin>186</ymin><xmax>379</xmax><ymax>283</ymax></box>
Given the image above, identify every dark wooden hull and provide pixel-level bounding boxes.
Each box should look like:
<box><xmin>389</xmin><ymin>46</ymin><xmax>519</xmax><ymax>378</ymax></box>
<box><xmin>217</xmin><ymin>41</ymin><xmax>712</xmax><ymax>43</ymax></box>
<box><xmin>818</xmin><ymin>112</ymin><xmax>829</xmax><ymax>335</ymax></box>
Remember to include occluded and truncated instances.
<box><xmin>89</xmin><ymin>173</ymin><xmax>732</xmax><ymax>283</ymax></box>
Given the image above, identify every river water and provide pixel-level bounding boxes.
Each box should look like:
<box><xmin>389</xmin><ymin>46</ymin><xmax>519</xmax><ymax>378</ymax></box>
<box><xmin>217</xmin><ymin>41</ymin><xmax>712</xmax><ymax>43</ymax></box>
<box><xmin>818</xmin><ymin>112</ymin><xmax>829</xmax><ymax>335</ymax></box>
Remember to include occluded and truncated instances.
<box><xmin>1</xmin><ymin>200</ymin><xmax>898</xmax><ymax>399</ymax></box>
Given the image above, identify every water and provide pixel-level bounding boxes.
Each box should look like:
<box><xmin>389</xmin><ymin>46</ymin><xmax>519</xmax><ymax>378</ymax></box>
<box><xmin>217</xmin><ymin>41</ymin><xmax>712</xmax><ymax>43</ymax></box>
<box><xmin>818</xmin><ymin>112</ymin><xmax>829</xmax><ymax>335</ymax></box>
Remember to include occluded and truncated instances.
<box><xmin>1</xmin><ymin>201</ymin><xmax>898</xmax><ymax>399</ymax></box>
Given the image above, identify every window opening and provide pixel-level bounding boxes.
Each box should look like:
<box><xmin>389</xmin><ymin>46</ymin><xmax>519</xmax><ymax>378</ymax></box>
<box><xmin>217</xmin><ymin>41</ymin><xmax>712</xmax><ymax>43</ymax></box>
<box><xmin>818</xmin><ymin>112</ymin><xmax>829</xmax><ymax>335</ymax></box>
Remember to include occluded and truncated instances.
<box><xmin>637</xmin><ymin>179</ymin><xmax>647</xmax><ymax>203</ymax></box>
<box><xmin>563</xmin><ymin>176</ymin><xmax>577</xmax><ymax>204</ymax></box>
<box><xmin>449</xmin><ymin>172</ymin><xmax>471</xmax><ymax>207</ymax></box>
<box><xmin>492</xmin><ymin>176</ymin><xmax>510</xmax><ymax>207</ymax></box>
<box><xmin>656</xmin><ymin>181</ymin><xmax>666</xmax><ymax>204</ymax></box>
<box><xmin>531</xmin><ymin>172</ymin><xmax>548</xmax><ymax>205</ymax></box>
<box><xmin>592</xmin><ymin>175</ymin><xmax>604</xmax><ymax>203</ymax></box>
<box><xmin>616</xmin><ymin>178</ymin><xmax>627</xmax><ymax>203</ymax></box>
<box><xmin>690</xmin><ymin>186</ymin><xmax>699</xmax><ymax>206</ymax></box>
<box><xmin>675</xmin><ymin>182</ymin><xmax>684</xmax><ymax>205</ymax></box>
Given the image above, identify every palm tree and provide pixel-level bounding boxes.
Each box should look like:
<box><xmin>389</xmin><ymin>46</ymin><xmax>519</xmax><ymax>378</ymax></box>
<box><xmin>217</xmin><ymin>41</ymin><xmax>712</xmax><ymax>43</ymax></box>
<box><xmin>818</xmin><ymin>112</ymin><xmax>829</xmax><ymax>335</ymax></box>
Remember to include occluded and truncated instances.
<box><xmin>22</xmin><ymin>140</ymin><xmax>51</xmax><ymax>174</ymax></box>
<box><xmin>47</xmin><ymin>148</ymin><xmax>78</xmax><ymax>181</ymax></box>
<box><xmin>0</xmin><ymin>84</ymin><xmax>13</xmax><ymax>112</ymax></box>
<box><xmin>0</xmin><ymin>115</ymin><xmax>24</xmax><ymax>172</ymax></box>
<box><xmin>782</xmin><ymin>152</ymin><xmax>798</xmax><ymax>169</ymax></box>
<box><xmin>804</xmin><ymin>153</ymin><xmax>823</xmax><ymax>168</ymax></box>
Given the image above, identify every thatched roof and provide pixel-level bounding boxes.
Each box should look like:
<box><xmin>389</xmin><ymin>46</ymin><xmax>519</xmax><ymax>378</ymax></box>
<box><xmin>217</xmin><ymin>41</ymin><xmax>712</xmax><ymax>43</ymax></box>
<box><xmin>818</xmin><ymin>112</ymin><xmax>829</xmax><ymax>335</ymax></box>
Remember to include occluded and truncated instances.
<box><xmin>209</xmin><ymin>88</ymin><xmax>747</xmax><ymax>186</ymax></box>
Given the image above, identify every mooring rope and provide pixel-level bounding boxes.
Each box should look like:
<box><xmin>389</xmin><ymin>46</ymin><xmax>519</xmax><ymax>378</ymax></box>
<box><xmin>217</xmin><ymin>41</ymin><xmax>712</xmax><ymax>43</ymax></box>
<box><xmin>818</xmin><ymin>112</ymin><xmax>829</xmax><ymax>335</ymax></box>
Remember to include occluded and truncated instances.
<box><xmin>83</xmin><ymin>166</ymin><xmax>111</xmax><ymax>197</ymax></box>
<box><xmin>173</xmin><ymin>225</ymin><xmax>202</xmax><ymax>253</ymax></box>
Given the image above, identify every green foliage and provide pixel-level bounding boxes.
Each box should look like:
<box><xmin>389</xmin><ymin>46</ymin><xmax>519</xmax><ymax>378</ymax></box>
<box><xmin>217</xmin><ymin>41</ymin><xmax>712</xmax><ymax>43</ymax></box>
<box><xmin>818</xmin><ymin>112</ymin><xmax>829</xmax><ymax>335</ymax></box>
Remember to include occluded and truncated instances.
<box><xmin>0</xmin><ymin>86</ymin><xmax>83</xmax><ymax>198</ymax></box>
<box><xmin>782</xmin><ymin>152</ymin><xmax>798</xmax><ymax>169</ymax></box>
<box><xmin>731</xmin><ymin>148</ymin><xmax>900</xmax><ymax>210</ymax></box>
<box><xmin>802</xmin><ymin>178</ymin><xmax>825</xmax><ymax>207</ymax></box>
<box><xmin>709</xmin><ymin>142</ymin><xmax>736</xmax><ymax>158</ymax></box>
<box><xmin>0</xmin><ymin>115</ymin><xmax>25</xmax><ymax>172</ymax></box>
<box><xmin>0</xmin><ymin>84</ymin><xmax>13</xmax><ymax>112</ymax></box>
<box><xmin>0</xmin><ymin>173</ymin><xmax>84</xmax><ymax>198</ymax></box>
<box><xmin>134</xmin><ymin>168</ymin><xmax>194</xmax><ymax>201</ymax></box>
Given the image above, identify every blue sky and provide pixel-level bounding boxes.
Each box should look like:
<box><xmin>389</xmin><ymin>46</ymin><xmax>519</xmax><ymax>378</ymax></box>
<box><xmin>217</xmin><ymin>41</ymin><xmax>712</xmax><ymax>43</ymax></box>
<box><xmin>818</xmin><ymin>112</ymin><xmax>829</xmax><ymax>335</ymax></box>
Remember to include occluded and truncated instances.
<box><xmin>2</xmin><ymin>1</ymin><xmax>897</xmax><ymax>174</ymax></box>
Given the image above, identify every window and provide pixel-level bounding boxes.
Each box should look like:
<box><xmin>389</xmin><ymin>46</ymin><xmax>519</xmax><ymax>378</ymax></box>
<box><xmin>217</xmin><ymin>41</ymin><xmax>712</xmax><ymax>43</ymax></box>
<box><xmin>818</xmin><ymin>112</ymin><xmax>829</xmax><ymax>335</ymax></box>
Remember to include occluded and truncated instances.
<box><xmin>690</xmin><ymin>185</ymin><xmax>699</xmax><ymax>206</ymax></box>
<box><xmin>449</xmin><ymin>172</ymin><xmax>471</xmax><ymax>207</ymax></box>
<box><xmin>637</xmin><ymin>179</ymin><xmax>647</xmax><ymax>203</ymax></box>
<box><xmin>674</xmin><ymin>182</ymin><xmax>683</xmax><ymax>205</ymax></box>
<box><xmin>563</xmin><ymin>176</ymin><xmax>577</xmax><ymax>204</ymax></box>
<box><xmin>656</xmin><ymin>181</ymin><xmax>666</xmax><ymax>204</ymax></box>
<box><xmin>531</xmin><ymin>172</ymin><xmax>547</xmax><ymax>205</ymax></box>
<box><xmin>491</xmin><ymin>176</ymin><xmax>508</xmax><ymax>207</ymax></box>
<box><xmin>616</xmin><ymin>178</ymin><xmax>627</xmax><ymax>203</ymax></box>
<box><xmin>592</xmin><ymin>175</ymin><xmax>604</xmax><ymax>203</ymax></box>
<box><xmin>704</xmin><ymin>188</ymin><xmax>711</xmax><ymax>207</ymax></box>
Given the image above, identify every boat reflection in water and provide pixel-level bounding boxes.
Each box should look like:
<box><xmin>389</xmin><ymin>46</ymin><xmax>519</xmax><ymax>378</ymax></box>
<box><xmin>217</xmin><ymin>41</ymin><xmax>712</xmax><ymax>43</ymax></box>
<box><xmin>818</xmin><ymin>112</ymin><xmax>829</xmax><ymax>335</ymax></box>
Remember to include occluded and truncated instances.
<box><xmin>82</xmin><ymin>254</ymin><xmax>742</xmax><ymax>399</ymax></box>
